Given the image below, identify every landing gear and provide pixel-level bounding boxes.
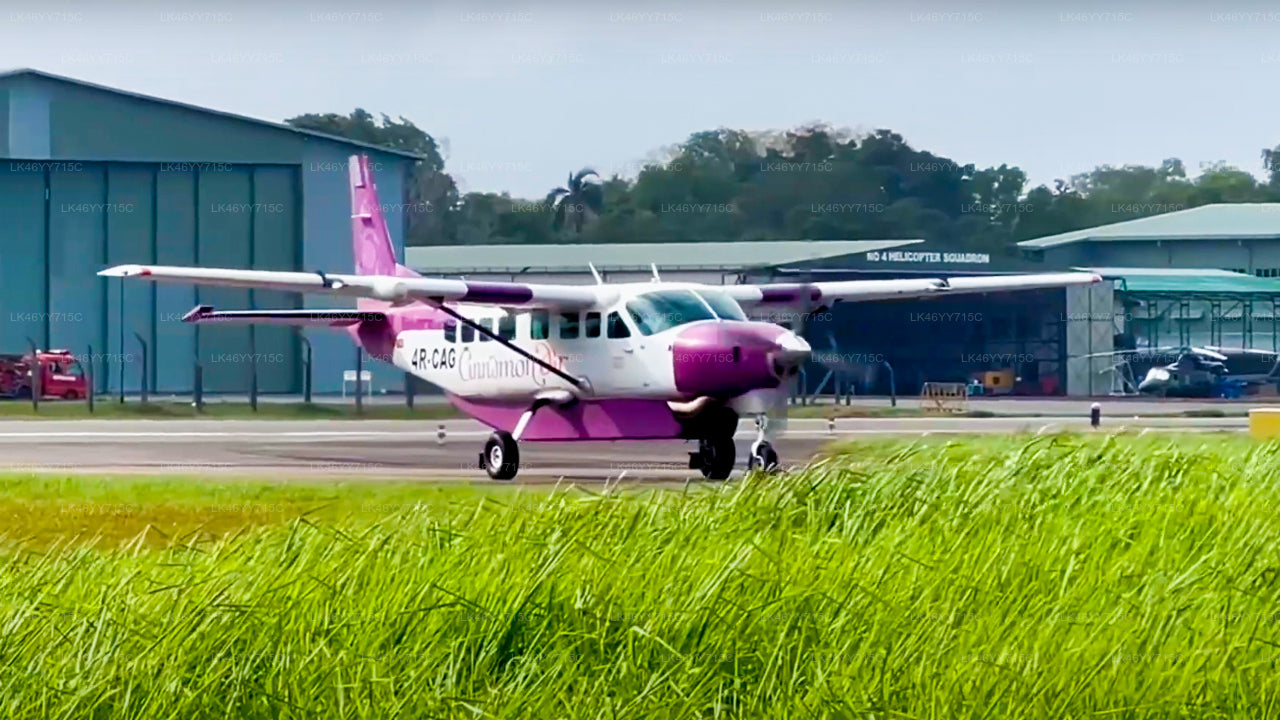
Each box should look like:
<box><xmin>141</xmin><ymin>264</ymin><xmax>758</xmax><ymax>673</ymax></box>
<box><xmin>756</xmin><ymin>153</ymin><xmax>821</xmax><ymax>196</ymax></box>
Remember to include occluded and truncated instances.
<box><xmin>748</xmin><ymin>441</ymin><xmax>779</xmax><ymax>473</ymax></box>
<box><xmin>477</xmin><ymin>396</ymin><xmax>570</xmax><ymax>481</ymax></box>
<box><xmin>747</xmin><ymin>415</ymin><xmax>780</xmax><ymax>474</ymax></box>
<box><xmin>689</xmin><ymin>435</ymin><xmax>735</xmax><ymax>480</ymax></box>
<box><xmin>479</xmin><ymin>431</ymin><xmax>519</xmax><ymax>480</ymax></box>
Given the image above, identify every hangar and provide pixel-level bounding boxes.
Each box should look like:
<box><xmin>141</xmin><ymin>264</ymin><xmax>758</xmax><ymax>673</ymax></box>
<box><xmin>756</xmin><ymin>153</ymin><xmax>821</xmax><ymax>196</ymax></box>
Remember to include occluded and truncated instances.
<box><xmin>0</xmin><ymin>68</ymin><xmax>420</xmax><ymax>395</ymax></box>
<box><xmin>1020</xmin><ymin>204</ymin><xmax>1280</xmax><ymax>393</ymax></box>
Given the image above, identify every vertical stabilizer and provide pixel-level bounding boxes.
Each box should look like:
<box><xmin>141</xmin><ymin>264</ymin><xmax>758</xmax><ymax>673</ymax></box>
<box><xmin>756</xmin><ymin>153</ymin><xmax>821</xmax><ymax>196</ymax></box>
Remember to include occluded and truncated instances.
<box><xmin>349</xmin><ymin>154</ymin><xmax>402</xmax><ymax>277</ymax></box>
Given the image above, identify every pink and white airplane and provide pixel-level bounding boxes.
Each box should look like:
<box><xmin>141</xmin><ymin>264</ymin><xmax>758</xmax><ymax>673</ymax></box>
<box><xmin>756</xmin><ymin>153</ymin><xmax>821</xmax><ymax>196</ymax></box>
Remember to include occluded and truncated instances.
<box><xmin>100</xmin><ymin>155</ymin><xmax>1101</xmax><ymax>480</ymax></box>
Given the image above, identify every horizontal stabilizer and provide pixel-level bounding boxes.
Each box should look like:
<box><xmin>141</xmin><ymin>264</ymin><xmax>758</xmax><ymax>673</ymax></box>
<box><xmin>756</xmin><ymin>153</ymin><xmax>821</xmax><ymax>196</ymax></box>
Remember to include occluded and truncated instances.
<box><xmin>181</xmin><ymin>305</ymin><xmax>385</xmax><ymax>327</ymax></box>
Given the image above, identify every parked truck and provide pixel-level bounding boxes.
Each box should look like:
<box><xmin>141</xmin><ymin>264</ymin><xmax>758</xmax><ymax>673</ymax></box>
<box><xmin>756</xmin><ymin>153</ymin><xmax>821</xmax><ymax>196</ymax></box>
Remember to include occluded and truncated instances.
<box><xmin>0</xmin><ymin>350</ymin><xmax>88</xmax><ymax>400</ymax></box>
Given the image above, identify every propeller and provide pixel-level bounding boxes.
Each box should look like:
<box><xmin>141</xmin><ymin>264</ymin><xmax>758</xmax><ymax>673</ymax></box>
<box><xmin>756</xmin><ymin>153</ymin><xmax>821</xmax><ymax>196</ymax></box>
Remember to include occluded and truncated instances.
<box><xmin>762</xmin><ymin>369</ymin><xmax>794</xmax><ymax>443</ymax></box>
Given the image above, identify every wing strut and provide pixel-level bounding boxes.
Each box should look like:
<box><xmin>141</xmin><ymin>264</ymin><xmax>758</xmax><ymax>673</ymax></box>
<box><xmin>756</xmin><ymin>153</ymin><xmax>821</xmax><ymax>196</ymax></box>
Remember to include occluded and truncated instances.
<box><xmin>431</xmin><ymin>304</ymin><xmax>583</xmax><ymax>389</ymax></box>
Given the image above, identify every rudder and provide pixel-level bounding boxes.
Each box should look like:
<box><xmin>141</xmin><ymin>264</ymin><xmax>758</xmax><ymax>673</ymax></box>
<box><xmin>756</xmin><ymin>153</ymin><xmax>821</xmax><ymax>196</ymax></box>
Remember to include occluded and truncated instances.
<box><xmin>348</xmin><ymin>154</ymin><xmax>418</xmax><ymax>278</ymax></box>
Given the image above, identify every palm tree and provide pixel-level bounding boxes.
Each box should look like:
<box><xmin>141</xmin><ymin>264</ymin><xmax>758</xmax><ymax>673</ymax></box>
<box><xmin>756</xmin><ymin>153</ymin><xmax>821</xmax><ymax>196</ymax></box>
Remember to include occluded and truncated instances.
<box><xmin>546</xmin><ymin>168</ymin><xmax>603</xmax><ymax>233</ymax></box>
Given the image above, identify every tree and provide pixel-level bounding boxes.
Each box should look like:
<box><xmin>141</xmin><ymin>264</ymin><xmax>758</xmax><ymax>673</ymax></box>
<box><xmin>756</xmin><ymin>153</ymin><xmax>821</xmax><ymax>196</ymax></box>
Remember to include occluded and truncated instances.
<box><xmin>1262</xmin><ymin>146</ymin><xmax>1280</xmax><ymax>188</ymax></box>
<box><xmin>284</xmin><ymin>109</ymin><xmax>458</xmax><ymax>246</ymax></box>
<box><xmin>285</xmin><ymin>107</ymin><xmax>1280</xmax><ymax>254</ymax></box>
<box><xmin>546</xmin><ymin>169</ymin><xmax>604</xmax><ymax>233</ymax></box>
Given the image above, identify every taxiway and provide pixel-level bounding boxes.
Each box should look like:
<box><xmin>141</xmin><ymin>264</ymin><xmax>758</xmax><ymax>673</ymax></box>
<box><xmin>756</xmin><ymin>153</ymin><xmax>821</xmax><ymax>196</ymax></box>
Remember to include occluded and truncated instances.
<box><xmin>0</xmin><ymin>415</ymin><xmax>1246</xmax><ymax>482</ymax></box>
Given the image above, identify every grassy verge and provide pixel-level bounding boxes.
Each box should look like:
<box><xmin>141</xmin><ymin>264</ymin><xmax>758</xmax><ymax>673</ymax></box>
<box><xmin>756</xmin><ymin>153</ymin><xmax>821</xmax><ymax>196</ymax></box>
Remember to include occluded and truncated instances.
<box><xmin>787</xmin><ymin>404</ymin><xmax>1248</xmax><ymax>419</ymax></box>
<box><xmin>4</xmin><ymin>434</ymin><xmax>1280</xmax><ymax>716</ymax></box>
<box><xmin>0</xmin><ymin>399</ymin><xmax>464</xmax><ymax>420</ymax></box>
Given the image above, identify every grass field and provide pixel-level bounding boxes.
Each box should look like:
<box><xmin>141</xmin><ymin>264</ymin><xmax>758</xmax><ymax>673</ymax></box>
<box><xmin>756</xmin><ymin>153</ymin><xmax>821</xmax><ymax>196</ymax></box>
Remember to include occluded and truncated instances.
<box><xmin>5</xmin><ymin>434</ymin><xmax>1280</xmax><ymax>717</ymax></box>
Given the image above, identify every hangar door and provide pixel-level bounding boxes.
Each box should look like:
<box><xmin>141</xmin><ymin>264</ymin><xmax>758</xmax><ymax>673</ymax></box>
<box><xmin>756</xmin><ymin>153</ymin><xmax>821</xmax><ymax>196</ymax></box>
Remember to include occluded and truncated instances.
<box><xmin>0</xmin><ymin>161</ymin><xmax>302</xmax><ymax>394</ymax></box>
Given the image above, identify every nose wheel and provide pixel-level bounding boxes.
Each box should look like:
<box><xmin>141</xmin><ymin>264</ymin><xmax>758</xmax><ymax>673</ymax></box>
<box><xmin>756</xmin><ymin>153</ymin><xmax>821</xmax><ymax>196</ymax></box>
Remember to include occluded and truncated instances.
<box><xmin>748</xmin><ymin>441</ymin><xmax>779</xmax><ymax>472</ymax></box>
<box><xmin>479</xmin><ymin>431</ymin><xmax>519</xmax><ymax>480</ymax></box>
<box><xmin>748</xmin><ymin>414</ymin><xmax>780</xmax><ymax>473</ymax></box>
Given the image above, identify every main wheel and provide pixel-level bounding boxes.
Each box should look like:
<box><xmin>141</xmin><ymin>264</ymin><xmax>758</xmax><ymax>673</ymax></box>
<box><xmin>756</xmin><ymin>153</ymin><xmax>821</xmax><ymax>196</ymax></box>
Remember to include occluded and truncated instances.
<box><xmin>747</xmin><ymin>441</ymin><xmax>779</xmax><ymax>473</ymax></box>
<box><xmin>483</xmin><ymin>431</ymin><xmax>519</xmax><ymax>480</ymax></box>
<box><xmin>699</xmin><ymin>436</ymin><xmax>735</xmax><ymax>481</ymax></box>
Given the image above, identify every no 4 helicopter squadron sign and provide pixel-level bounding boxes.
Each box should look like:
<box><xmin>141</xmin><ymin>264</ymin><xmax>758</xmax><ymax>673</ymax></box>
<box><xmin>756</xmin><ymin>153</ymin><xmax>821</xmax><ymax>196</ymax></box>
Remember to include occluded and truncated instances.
<box><xmin>865</xmin><ymin>250</ymin><xmax>990</xmax><ymax>264</ymax></box>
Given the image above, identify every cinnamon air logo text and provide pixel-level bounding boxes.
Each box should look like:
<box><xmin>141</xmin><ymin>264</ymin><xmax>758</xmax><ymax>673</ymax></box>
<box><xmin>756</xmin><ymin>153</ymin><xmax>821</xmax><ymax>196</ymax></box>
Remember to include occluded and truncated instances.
<box><xmin>456</xmin><ymin>345</ymin><xmax>570</xmax><ymax>386</ymax></box>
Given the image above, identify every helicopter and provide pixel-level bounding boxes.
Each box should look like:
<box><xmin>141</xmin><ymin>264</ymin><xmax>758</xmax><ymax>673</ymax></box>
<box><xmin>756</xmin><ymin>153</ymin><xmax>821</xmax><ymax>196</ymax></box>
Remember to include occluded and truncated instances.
<box><xmin>1083</xmin><ymin>345</ymin><xmax>1280</xmax><ymax>398</ymax></box>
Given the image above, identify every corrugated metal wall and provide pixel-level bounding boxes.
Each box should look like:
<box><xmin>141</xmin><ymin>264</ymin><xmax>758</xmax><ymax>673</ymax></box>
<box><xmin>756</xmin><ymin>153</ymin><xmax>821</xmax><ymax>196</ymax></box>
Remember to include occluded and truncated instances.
<box><xmin>0</xmin><ymin>160</ymin><xmax>302</xmax><ymax>394</ymax></box>
<box><xmin>0</xmin><ymin>71</ymin><xmax>418</xmax><ymax>396</ymax></box>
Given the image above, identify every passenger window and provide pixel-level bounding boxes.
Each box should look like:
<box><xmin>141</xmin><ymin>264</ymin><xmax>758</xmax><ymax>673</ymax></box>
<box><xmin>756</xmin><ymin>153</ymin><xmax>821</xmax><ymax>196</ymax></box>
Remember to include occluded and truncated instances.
<box><xmin>497</xmin><ymin>314</ymin><xmax>516</xmax><ymax>340</ymax></box>
<box><xmin>443</xmin><ymin>321</ymin><xmax>456</xmax><ymax>343</ymax></box>
<box><xmin>559</xmin><ymin>312</ymin><xmax>580</xmax><ymax>339</ymax></box>
<box><xmin>585</xmin><ymin>312</ymin><xmax>601</xmax><ymax>338</ymax></box>
<box><xmin>531</xmin><ymin>309</ymin><xmax>549</xmax><ymax>340</ymax></box>
<box><xmin>478</xmin><ymin>317</ymin><xmax>493</xmax><ymax>342</ymax></box>
<box><xmin>606</xmin><ymin>311</ymin><xmax>630</xmax><ymax>339</ymax></box>
<box><xmin>461</xmin><ymin>322</ymin><xmax>475</xmax><ymax>342</ymax></box>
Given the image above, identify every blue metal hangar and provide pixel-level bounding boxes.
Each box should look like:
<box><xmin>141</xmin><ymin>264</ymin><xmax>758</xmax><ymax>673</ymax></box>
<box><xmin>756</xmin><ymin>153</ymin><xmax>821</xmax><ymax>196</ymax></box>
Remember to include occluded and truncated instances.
<box><xmin>0</xmin><ymin>68</ymin><xmax>421</xmax><ymax>395</ymax></box>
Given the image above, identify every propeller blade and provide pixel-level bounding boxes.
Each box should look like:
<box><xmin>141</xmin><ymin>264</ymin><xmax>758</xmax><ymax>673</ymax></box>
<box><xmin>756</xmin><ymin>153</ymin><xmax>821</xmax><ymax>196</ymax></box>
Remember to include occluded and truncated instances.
<box><xmin>1189</xmin><ymin>347</ymin><xmax>1229</xmax><ymax>361</ymax></box>
<box><xmin>764</xmin><ymin>381</ymin><xmax>790</xmax><ymax>440</ymax></box>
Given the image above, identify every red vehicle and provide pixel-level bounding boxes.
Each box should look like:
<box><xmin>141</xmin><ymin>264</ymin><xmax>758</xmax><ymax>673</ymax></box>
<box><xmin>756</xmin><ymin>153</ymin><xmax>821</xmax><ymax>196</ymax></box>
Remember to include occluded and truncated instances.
<box><xmin>0</xmin><ymin>350</ymin><xmax>88</xmax><ymax>400</ymax></box>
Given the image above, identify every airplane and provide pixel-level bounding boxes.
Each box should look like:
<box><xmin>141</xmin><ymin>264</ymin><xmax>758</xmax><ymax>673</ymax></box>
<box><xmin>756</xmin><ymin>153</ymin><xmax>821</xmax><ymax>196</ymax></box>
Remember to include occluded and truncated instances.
<box><xmin>1083</xmin><ymin>345</ymin><xmax>1280</xmax><ymax>397</ymax></box>
<box><xmin>99</xmin><ymin>154</ymin><xmax>1102</xmax><ymax>481</ymax></box>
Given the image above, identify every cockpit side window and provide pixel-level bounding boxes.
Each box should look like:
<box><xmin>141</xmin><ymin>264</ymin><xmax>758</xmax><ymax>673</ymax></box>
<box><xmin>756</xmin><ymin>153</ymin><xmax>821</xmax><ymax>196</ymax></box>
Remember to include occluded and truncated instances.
<box><xmin>606</xmin><ymin>311</ymin><xmax>631</xmax><ymax>338</ymax></box>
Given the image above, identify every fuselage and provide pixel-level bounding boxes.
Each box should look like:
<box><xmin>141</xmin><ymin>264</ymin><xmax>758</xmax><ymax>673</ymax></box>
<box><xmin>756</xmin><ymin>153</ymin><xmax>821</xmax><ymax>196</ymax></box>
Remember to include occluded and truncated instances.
<box><xmin>349</xmin><ymin>281</ymin><xmax>812</xmax><ymax>403</ymax></box>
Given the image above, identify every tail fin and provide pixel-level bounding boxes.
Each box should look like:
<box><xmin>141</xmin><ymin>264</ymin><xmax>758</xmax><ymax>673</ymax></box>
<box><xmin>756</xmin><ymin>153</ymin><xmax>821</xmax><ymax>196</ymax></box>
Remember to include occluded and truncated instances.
<box><xmin>348</xmin><ymin>154</ymin><xmax>419</xmax><ymax>278</ymax></box>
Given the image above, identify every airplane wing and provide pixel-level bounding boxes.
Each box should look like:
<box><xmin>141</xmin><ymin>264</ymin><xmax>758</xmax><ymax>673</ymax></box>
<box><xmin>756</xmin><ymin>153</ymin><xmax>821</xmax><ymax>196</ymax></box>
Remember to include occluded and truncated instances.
<box><xmin>98</xmin><ymin>265</ymin><xmax>600</xmax><ymax>310</ymax></box>
<box><xmin>724</xmin><ymin>272</ymin><xmax>1102</xmax><ymax>306</ymax></box>
<box><xmin>180</xmin><ymin>305</ymin><xmax>387</xmax><ymax>327</ymax></box>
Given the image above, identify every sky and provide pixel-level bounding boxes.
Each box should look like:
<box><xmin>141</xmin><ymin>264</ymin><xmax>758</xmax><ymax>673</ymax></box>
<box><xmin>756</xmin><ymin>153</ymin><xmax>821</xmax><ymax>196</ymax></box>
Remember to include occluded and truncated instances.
<box><xmin>0</xmin><ymin>0</ymin><xmax>1275</xmax><ymax>198</ymax></box>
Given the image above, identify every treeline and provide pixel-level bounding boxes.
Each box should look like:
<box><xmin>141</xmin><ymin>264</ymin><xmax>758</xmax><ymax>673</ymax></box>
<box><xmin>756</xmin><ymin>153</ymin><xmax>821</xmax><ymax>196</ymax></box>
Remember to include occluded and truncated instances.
<box><xmin>287</xmin><ymin>110</ymin><xmax>1280</xmax><ymax>254</ymax></box>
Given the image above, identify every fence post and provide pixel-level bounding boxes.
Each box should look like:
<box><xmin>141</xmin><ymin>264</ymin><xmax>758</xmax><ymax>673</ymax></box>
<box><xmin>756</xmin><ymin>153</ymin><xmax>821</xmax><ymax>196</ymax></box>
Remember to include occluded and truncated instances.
<box><xmin>883</xmin><ymin>360</ymin><xmax>896</xmax><ymax>407</ymax></box>
<box><xmin>355</xmin><ymin>347</ymin><xmax>364</xmax><ymax>416</ymax></box>
<box><xmin>86</xmin><ymin>345</ymin><xmax>94</xmax><ymax>414</ymax></box>
<box><xmin>193</xmin><ymin>362</ymin><xmax>204</xmax><ymax>413</ymax></box>
<box><xmin>249</xmin><ymin>331</ymin><xmax>258</xmax><ymax>413</ymax></box>
<box><xmin>25</xmin><ymin>337</ymin><xmax>38</xmax><ymax>412</ymax></box>
<box><xmin>300</xmin><ymin>333</ymin><xmax>312</xmax><ymax>404</ymax></box>
<box><xmin>133</xmin><ymin>332</ymin><xmax>148</xmax><ymax>404</ymax></box>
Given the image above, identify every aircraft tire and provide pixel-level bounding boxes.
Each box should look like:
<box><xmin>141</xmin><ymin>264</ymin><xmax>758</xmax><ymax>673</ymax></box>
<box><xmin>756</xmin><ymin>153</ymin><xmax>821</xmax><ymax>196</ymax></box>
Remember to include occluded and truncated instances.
<box><xmin>699</xmin><ymin>436</ymin><xmax>735</xmax><ymax>481</ymax></box>
<box><xmin>748</xmin><ymin>441</ymin><xmax>779</xmax><ymax>473</ymax></box>
<box><xmin>484</xmin><ymin>431</ymin><xmax>519</xmax><ymax>481</ymax></box>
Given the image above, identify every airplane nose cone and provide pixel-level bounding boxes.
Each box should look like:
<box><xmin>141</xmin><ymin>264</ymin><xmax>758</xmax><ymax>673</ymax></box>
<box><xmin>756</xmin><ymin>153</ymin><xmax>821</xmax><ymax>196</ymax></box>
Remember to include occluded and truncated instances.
<box><xmin>672</xmin><ymin>322</ymin><xmax>811</xmax><ymax>398</ymax></box>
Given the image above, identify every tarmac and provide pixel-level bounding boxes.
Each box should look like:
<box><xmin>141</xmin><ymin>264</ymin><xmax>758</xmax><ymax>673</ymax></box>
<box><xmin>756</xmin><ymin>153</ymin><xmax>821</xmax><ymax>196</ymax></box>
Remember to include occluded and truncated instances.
<box><xmin>0</xmin><ymin>413</ymin><xmax>1248</xmax><ymax>483</ymax></box>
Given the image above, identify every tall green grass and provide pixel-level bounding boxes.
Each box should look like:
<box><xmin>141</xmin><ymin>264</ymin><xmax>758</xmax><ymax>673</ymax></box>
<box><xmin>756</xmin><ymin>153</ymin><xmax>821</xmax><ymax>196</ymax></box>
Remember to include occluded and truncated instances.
<box><xmin>5</xmin><ymin>434</ymin><xmax>1280</xmax><ymax>717</ymax></box>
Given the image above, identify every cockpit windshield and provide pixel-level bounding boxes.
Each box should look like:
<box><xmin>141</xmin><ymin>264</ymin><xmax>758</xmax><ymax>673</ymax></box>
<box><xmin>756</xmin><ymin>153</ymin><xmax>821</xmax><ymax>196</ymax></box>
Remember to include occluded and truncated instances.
<box><xmin>625</xmin><ymin>290</ymin><xmax>717</xmax><ymax>335</ymax></box>
<box><xmin>696</xmin><ymin>290</ymin><xmax>747</xmax><ymax>321</ymax></box>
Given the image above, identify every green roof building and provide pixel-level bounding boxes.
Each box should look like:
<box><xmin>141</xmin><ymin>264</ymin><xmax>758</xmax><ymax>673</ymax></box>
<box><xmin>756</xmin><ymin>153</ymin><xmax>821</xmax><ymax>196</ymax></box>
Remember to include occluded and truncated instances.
<box><xmin>1019</xmin><ymin>204</ymin><xmax>1280</xmax><ymax>277</ymax></box>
